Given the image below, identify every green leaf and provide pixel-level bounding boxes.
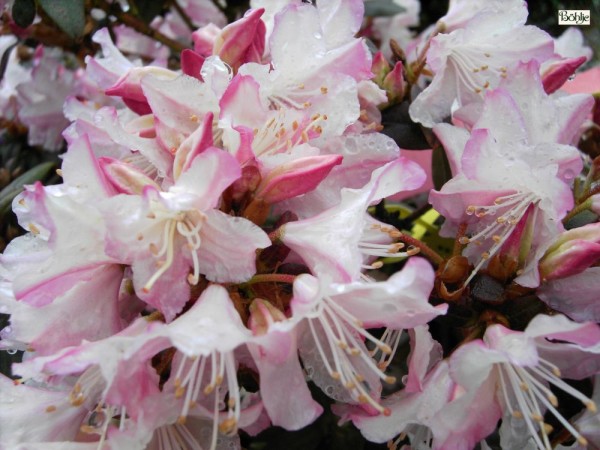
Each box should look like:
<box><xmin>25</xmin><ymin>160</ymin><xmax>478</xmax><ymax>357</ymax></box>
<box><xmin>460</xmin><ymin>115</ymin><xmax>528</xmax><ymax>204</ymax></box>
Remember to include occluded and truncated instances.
<box><xmin>37</xmin><ymin>0</ymin><xmax>85</xmax><ymax>38</ymax></box>
<box><xmin>12</xmin><ymin>0</ymin><xmax>36</xmax><ymax>29</ymax></box>
<box><xmin>364</xmin><ymin>0</ymin><xmax>406</xmax><ymax>17</ymax></box>
<box><xmin>130</xmin><ymin>0</ymin><xmax>166</xmax><ymax>24</ymax></box>
<box><xmin>0</xmin><ymin>162</ymin><xmax>54</xmax><ymax>216</ymax></box>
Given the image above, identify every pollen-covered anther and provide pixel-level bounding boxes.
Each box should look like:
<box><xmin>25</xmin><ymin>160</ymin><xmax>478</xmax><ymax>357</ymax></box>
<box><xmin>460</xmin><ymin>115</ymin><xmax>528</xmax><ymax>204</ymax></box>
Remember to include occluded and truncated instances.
<box><xmin>586</xmin><ymin>400</ymin><xmax>597</xmax><ymax>412</ymax></box>
<box><xmin>330</xmin><ymin>371</ymin><xmax>342</xmax><ymax>380</ymax></box>
<box><xmin>189</xmin><ymin>114</ymin><xmax>199</xmax><ymax>122</ymax></box>
<box><xmin>177</xmin><ymin>415</ymin><xmax>187</xmax><ymax>425</ymax></box>
<box><xmin>483</xmin><ymin>81</ymin><xmax>490</xmax><ymax>89</ymax></box>
<box><xmin>512</xmin><ymin>410</ymin><xmax>524</xmax><ymax>419</ymax></box>
<box><xmin>46</xmin><ymin>405</ymin><xmax>57</xmax><ymax>413</ymax></box>
<box><xmin>303</xmin><ymin>102</ymin><xmax>312</xmax><ymax>108</ymax></box>
<box><xmin>28</xmin><ymin>223</ymin><xmax>40</xmax><ymax>235</ymax></box>
<box><xmin>187</xmin><ymin>274</ymin><xmax>199</xmax><ymax>285</ymax></box>
<box><xmin>219</xmin><ymin>417</ymin><xmax>238</xmax><ymax>435</ymax></box>
<box><xmin>406</xmin><ymin>246</ymin><xmax>421</xmax><ymax>256</ymax></box>
<box><xmin>370</xmin><ymin>261</ymin><xmax>384</xmax><ymax>269</ymax></box>
<box><xmin>385</xmin><ymin>376</ymin><xmax>396</xmax><ymax>384</ymax></box>
<box><xmin>542</xmin><ymin>423</ymin><xmax>554</xmax><ymax>434</ymax></box>
<box><xmin>459</xmin><ymin>236</ymin><xmax>470</xmax><ymax>244</ymax></box>
<box><xmin>320</xmin><ymin>86</ymin><xmax>328</xmax><ymax>94</ymax></box>
<box><xmin>466</xmin><ymin>205</ymin><xmax>477</xmax><ymax>215</ymax></box>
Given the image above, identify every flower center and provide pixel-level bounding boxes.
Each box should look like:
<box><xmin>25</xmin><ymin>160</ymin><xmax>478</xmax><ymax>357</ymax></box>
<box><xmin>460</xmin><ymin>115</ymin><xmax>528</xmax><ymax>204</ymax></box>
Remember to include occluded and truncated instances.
<box><xmin>460</xmin><ymin>192</ymin><xmax>538</xmax><ymax>285</ymax></box>
<box><xmin>449</xmin><ymin>48</ymin><xmax>508</xmax><ymax>95</ymax></box>
<box><xmin>142</xmin><ymin>211</ymin><xmax>205</xmax><ymax>293</ymax></box>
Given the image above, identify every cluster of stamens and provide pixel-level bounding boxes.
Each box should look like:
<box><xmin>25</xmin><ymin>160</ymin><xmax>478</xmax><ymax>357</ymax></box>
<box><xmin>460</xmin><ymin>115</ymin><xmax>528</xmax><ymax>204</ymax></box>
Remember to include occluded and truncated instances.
<box><xmin>171</xmin><ymin>350</ymin><xmax>241</xmax><ymax>447</ymax></box>
<box><xmin>142</xmin><ymin>209</ymin><xmax>205</xmax><ymax>293</ymax></box>
<box><xmin>496</xmin><ymin>358</ymin><xmax>596</xmax><ymax>450</ymax></box>
<box><xmin>360</xmin><ymin>224</ymin><xmax>420</xmax><ymax>270</ymax></box>
<box><xmin>450</xmin><ymin>48</ymin><xmax>509</xmax><ymax>95</ymax></box>
<box><xmin>307</xmin><ymin>294</ymin><xmax>400</xmax><ymax>415</ymax></box>
<box><xmin>251</xmin><ymin>109</ymin><xmax>327</xmax><ymax>158</ymax></box>
<box><xmin>459</xmin><ymin>192</ymin><xmax>537</xmax><ymax>285</ymax></box>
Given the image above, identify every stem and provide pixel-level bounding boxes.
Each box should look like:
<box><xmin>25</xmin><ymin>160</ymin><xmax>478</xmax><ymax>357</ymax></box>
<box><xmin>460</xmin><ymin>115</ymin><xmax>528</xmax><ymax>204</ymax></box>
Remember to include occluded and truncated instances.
<box><xmin>396</xmin><ymin>233</ymin><xmax>444</xmax><ymax>267</ymax></box>
<box><xmin>453</xmin><ymin>223</ymin><xmax>468</xmax><ymax>257</ymax></box>
<box><xmin>171</xmin><ymin>0</ymin><xmax>196</xmax><ymax>32</ymax></box>
<box><xmin>244</xmin><ymin>273</ymin><xmax>297</xmax><ymax>285</ymax></box>
<box><xmin>94</xmin><ymin>0</ymin><xmax>188</xmax><ymax>54</ymax></box>
<box><xmin>562</xmin><ymin>197</ymin><xmax>593</xmax><ymax>224</ymax></box>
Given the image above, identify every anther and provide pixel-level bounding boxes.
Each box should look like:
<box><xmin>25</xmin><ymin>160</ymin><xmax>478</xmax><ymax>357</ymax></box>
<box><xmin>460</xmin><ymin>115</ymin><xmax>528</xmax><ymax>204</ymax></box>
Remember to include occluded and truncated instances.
<box><xmin>385</xmin><ymin>376</ymin><xmax>396</xmax><ymax>384</ymax></box>
<box><xmin>406</xmin><ymin>246</ymin><xmax>420</xmax><ymax>256</ymax></box>
<box><xmin>586</xmin><ymin>400</ymin><xmax>597</xmax><ymax>412</ymax></box>
<box><xmin>459</xmin><ymin>236</ymin><xmax>470</xmax><ymax>244</ymax></box>
<box><xmin>46</xmin><ymin>405</ymin><xmax>57</xmax><ymax>413</ymax></box>
<box><xmin>320</xmin><ymin>86</ymin><xmax>328</xmax><ymax>94</ymax></box>
<box><xmin>330</xmin><ymin>371</ymin><xmax>341</xmax><ymax>380</ymax></box>
<box><xmin>466</xmin><ymin>205</ymin><xmax>476</xmax><ymax>215</ymax></box>
<box><xmin>28</xmin><ymin>223</ymin><xmax>40</xmax><ymax>235</ymax></box>
<box><xmin>219</xmin><ymin>417</ymin><xmax>237</xmax><ymax>434</ymax></box>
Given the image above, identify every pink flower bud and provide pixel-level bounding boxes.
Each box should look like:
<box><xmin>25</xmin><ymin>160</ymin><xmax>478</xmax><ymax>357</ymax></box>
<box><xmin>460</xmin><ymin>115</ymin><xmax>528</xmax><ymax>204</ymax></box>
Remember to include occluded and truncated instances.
<box><xmin>539</xmin><ymin>222</ymin><xmax>600</xmax><ymax>280</ymax></box>
<box><xmin>255</xmin><ymin>154</ymin><xmax>343</xmax><ymax>204</ymax></box>
<box><xmin>98</xmin><ymin>157</ymin><xmax>160</xmax><ymax>195</ymax></box>
<box><xmin>248</xmin><ymin>299</ymin><xmax>287</xmax><ymax>336</ymax></box>
<box><xmin>371</xmin><ymin>51</ymin><xmax>391</xmax><ymax>86</ymax></box>
<box><xmin>382</xmin><ymin>61</ymin><xmax>405</xmax><ymax>104</ymax></box>
<box><xmin>173</xmin><ymin>112</ymin><xmax>214</xmax><ymax>180</ymax></box>
<box><xmin>541</xmin><ymin>56</ymin><xmax>587</xmax><ymax>94</ymax></box>
<box><xmin>180</xmin><ymin>49</ymin><xmax>205</xmax><ymax>80</ymax></box>
<box><xmin>105</xmin><ymin>67</ymin><xmax>177</xmax><ymax>115</ymax></box>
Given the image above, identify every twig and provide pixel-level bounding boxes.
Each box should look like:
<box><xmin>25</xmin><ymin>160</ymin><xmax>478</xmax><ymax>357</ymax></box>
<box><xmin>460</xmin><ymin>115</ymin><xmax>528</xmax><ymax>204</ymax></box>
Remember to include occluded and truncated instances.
<box><xmin>94</xmin><ymin>0</ymin><xmax>188</xmax><ymax>54</ymax></box>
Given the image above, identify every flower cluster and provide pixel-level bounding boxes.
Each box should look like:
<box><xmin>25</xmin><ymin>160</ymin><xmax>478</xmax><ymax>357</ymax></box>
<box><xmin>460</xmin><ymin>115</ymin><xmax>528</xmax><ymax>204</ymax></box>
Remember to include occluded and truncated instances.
<box><xmin>1</xmin><ymin>1</ymin><xmax>600</xmax><ymax>449</ymax></box>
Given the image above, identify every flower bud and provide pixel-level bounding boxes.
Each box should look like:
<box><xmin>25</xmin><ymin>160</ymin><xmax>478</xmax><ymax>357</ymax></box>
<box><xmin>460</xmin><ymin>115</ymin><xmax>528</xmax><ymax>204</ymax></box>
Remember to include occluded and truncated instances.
<box><xmin>371</xmin><ymin>51</ymin><xmax>391</xmax><ymax>86</ymax></box>
<box><xmin>539</xmin><ymin>222</ymin><xmax>600</xmax><ymax>281</ymax></box>
<box><xmin>382</xmin><ymin>61</ymin><xmax>405</xmax><ymax>105</ymax></box>
<box><xmin>98</xmin><ymin>157</ymin><xmax>160</xmax><ymax>195</ymax></box>
<box><xmin>248</xmin><ymin>299</ymin><xmax>286</xmax><ymax>336</ymax></box>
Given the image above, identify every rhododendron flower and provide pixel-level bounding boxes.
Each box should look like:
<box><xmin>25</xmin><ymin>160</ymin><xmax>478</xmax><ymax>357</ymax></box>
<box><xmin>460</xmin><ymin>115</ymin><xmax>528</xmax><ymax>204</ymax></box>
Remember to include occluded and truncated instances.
<box><xmin>410</xmin><ymin>1</ymin><xmax>554</xmax><ymax>127</ymax></box>
<box><xmin>101</xmin><ymin>147</ymin><xmax>270</xmax><ymax>320</ymax></box>
<box><xmin>430</xmin><ymin>62</ymin><xmax>591</xmax><ymax>287</ymax></box>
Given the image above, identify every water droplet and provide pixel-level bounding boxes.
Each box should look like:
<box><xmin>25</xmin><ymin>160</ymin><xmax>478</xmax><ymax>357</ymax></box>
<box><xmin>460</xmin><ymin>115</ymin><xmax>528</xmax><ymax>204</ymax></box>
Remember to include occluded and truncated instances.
<box><xmin>6</xmin><ymin>349</ymin><xmax>17</xmax><ymax>355</ymax></box>
<box><xmin>568</xmin><ymin>74</ymin><xmax>576</xmax><ymax>81</ymax></box>
<box><xmin>563</xmin><ymin>169</ymin><xmax>576</xmax><ymax>180</ymax></box>
<box><xmin>325</xmin><ymin>385</ymin><xmax>334</xmax><ymax>396</ymax></box>
<box><xmin>314</xmin><ymin>32</ymin><xmax>322</xmax><ymax>40</ymax></box>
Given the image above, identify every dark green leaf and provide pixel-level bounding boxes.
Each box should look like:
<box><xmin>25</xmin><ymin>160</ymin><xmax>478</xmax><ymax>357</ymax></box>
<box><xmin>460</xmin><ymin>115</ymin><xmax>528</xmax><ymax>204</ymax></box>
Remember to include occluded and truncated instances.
<box><xmin>0</xmin><ymin>162</ymin><xmax>54</xmax><ymax>216</ymax></box>
<box><xmin>431</xmin><ymin>143</ymin><xmax>452</xmax><ymax>190</ymax></box>
<box><xmin>130</xmin><ymin>0</ymin><xmax>165</xmax><ymax>24</ymax></box>
<box><xmin>37</xmin><ymin>0</ymin><xmax>85</xmax><ymax>38</ymax></box>
<box><xmin>12</xmin><ymin>0</ymin><xmax>36</xmax><ymax>29</ymax></box>
<box><xmin>364</xmin><ymin>0</ymin><xmax>406</xmax><ymax>17</ymax></box>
